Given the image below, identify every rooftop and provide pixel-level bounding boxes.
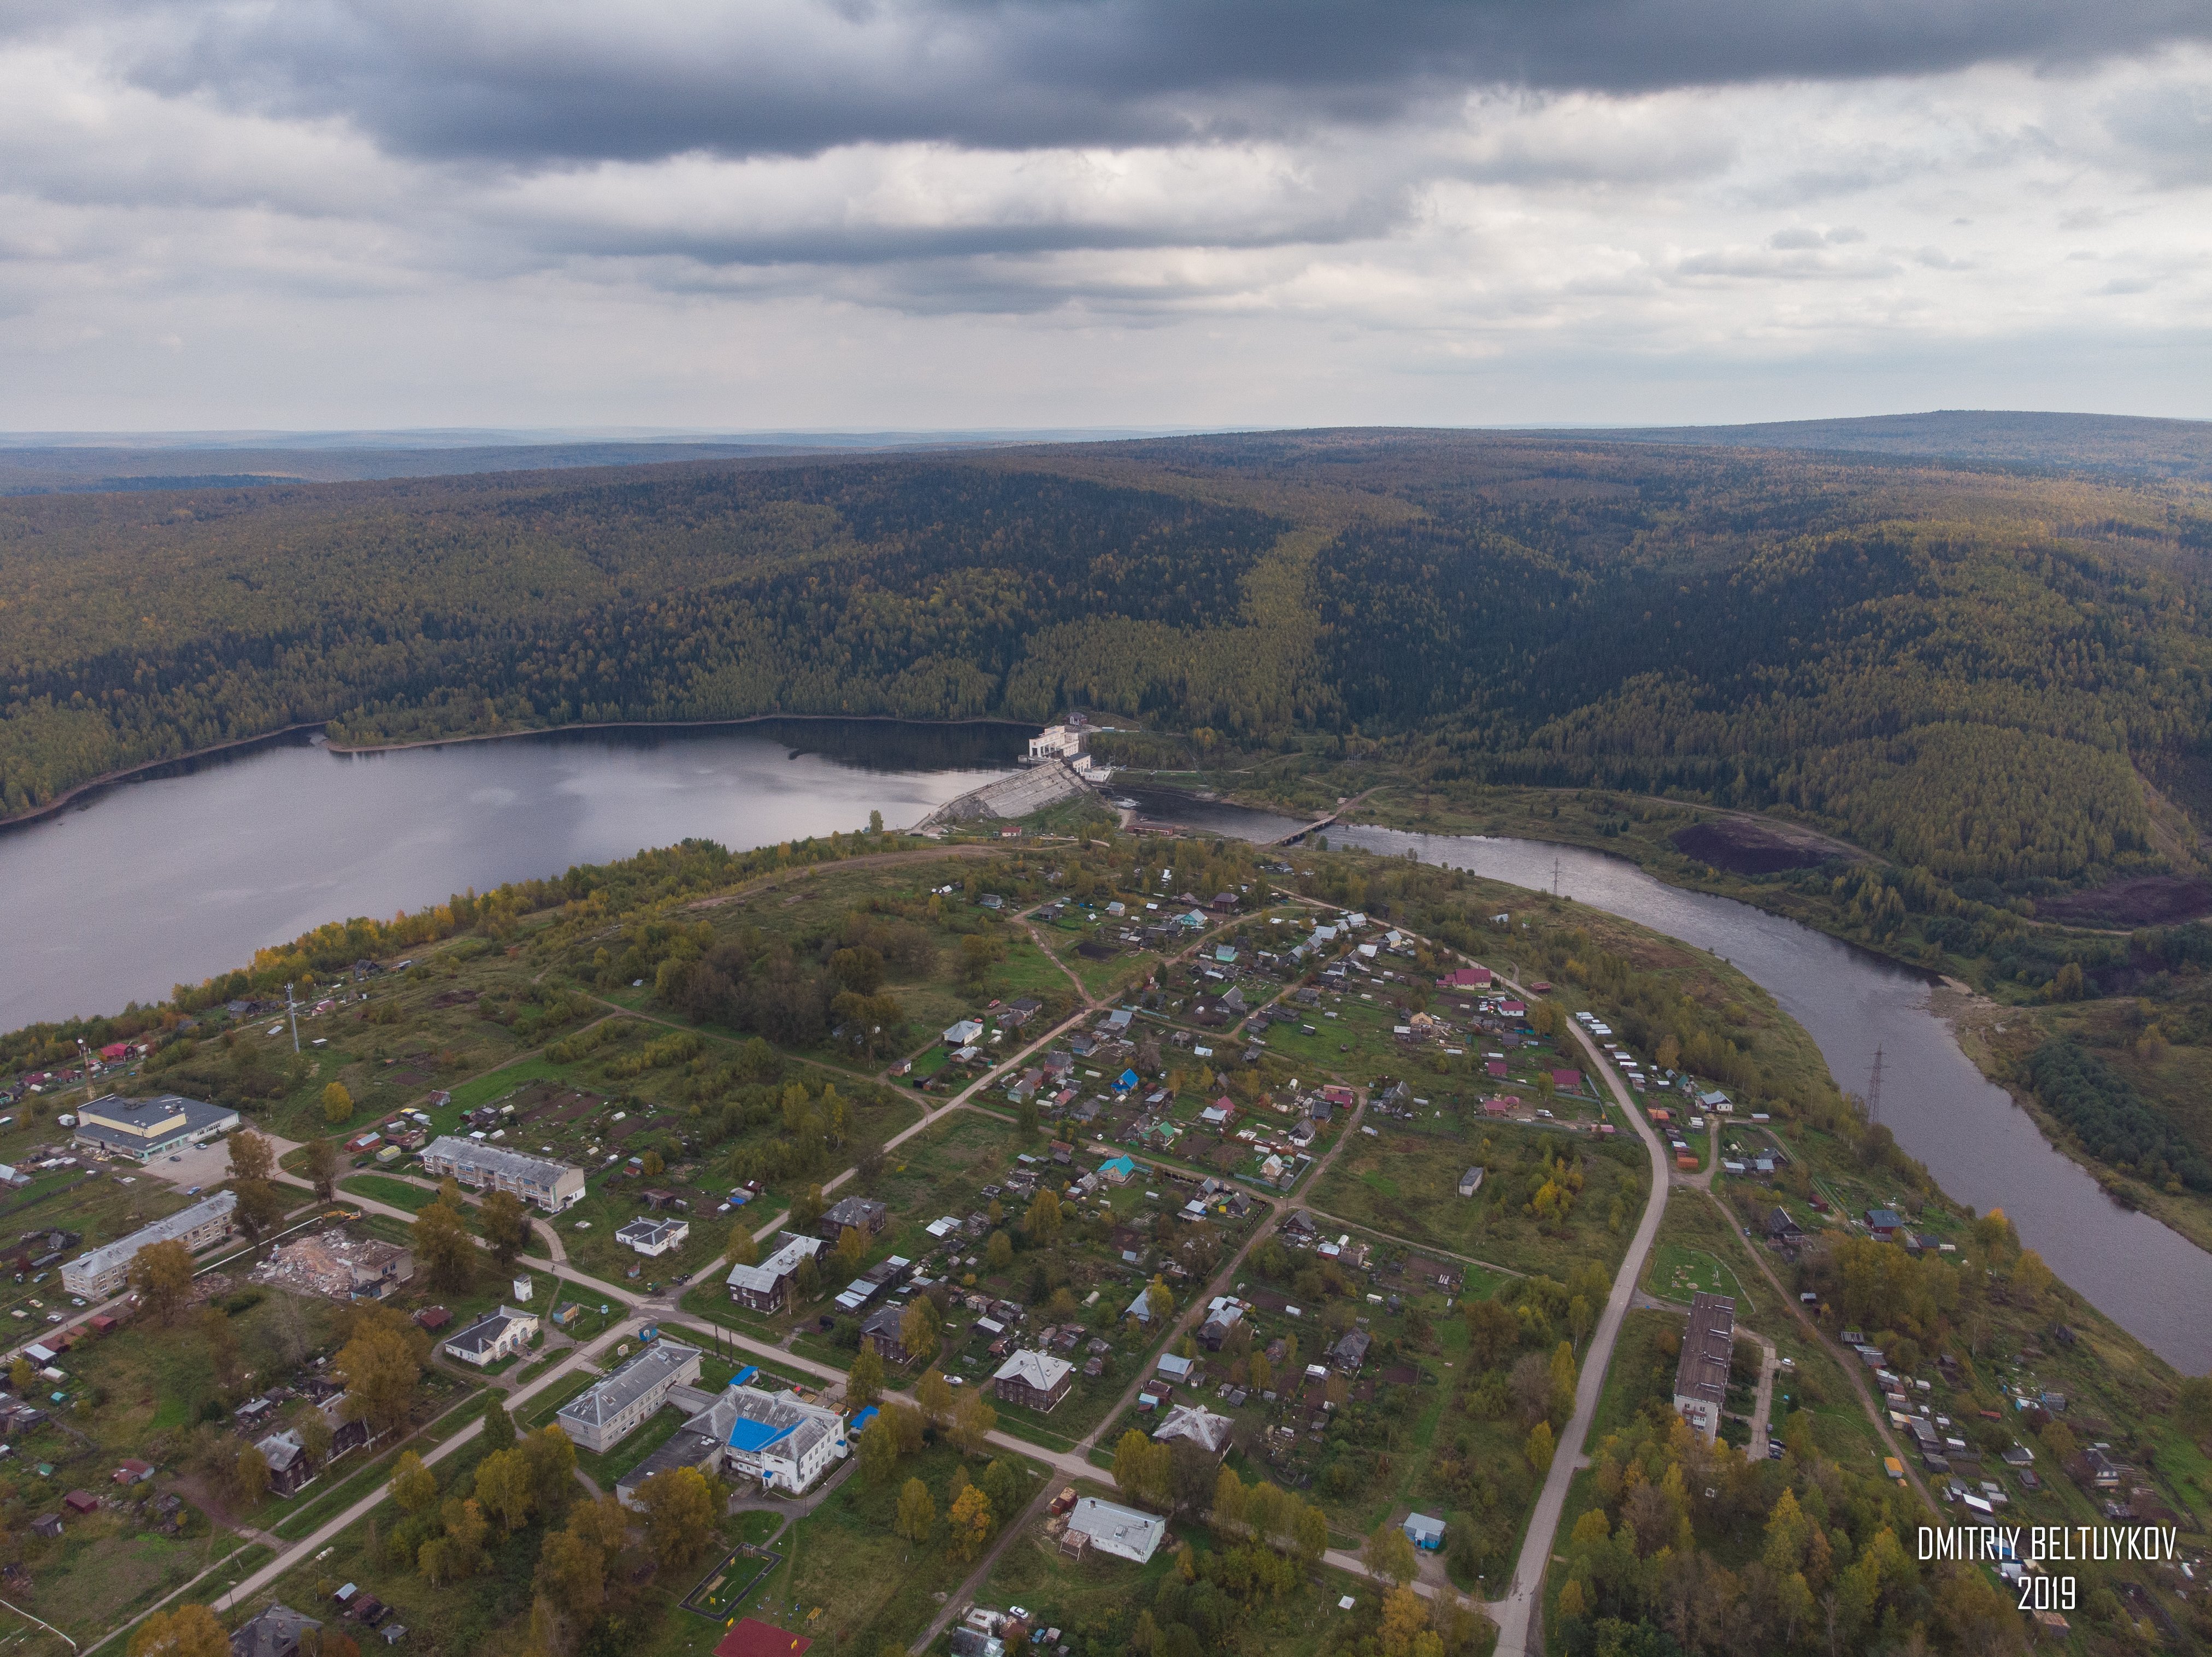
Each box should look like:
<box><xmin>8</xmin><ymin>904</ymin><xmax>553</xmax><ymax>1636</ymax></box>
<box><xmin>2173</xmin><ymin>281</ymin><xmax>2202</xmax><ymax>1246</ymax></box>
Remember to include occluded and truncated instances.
<box><xmin>727</xmin><ymin>1235</ymin><xmax>823</xmax><ymax>1294</ymax></box>
<box><xmin>66</xmin><ymin>1192</ymin><xmax>237</xmax><ymax>1282</ymax></box>
<box><xmin>822</xmin><ymin>1196</ymin><xmax>886</xmax><ymax>1227</ymax></box>
<box><xmin>446</xmin><ymin>1305</ymin><xmax>532</xmax><ymax>1356</ymax></box>
<box><xmin>992</xmin><ymin>1349</ymin><xmax>1072</xmax><ymax>1392</ymax></box>
<box><xmin>723</xmin><ymin>1384</ymin><xmax>840</xmax><ymax>1465</ymax></box>
<box><xmin>422</xmin><ymin>1136</ymin><xmax>579</xmax><ymax>1183</ymax></box>
<box><xmin>1673</xmin><ymin>1291</ymin><xmax>1736</xmax><ymax>1408</ymax></box>
<box><xmin>1067</xmin><ymin>1496</ymin><xmax>1167</xmax><ymax>1564</ymax></box>
<box><xmin>231</xmin><ymin>1603</ymin><xmax>322</xmax><ymax>1657</ymax></box>
<box><xmin>1152</xmin><ymin>1403</ymin><xmax>1233</xmax><ymax>1453</ymax></box>
<box><xmin>558</xmin><ymin>1340</ymin><xmax>702</xmax><ymax>1431</ymax></box>
<box><xmin>73</xmin><ymin>1092</ymin><xmax>238</xmax><ymax>1152</ymax></box>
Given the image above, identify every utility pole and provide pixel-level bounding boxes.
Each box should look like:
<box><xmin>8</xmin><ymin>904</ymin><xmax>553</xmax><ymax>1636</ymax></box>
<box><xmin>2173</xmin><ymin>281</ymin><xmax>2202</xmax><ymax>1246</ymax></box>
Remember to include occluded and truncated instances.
<box><xmin>286</xmin><ymin>981</ymin><xmax>301</xmax><ymax>1054</ymax></box>
<box><xmin>1866</xmin><ymin>1045</ymin><xmax>1885</xmax><ymax>1127</ymax></box>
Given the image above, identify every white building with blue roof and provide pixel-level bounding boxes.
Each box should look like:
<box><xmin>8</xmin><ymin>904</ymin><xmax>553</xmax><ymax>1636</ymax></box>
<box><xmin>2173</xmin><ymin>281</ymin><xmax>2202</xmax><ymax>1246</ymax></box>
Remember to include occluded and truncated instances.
<box><xmin>719</xmin><ymin>1380</ymin><xmax>849</xmax><ymax>1493</ymax></box>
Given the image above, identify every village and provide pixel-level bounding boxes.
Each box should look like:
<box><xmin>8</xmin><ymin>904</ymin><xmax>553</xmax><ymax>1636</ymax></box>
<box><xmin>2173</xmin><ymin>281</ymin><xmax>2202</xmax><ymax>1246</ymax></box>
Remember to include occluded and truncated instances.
<box><xmin>0</xmin><ymin>823</ymin><xmax>2187</xmax><ymax>1657</ymax></box>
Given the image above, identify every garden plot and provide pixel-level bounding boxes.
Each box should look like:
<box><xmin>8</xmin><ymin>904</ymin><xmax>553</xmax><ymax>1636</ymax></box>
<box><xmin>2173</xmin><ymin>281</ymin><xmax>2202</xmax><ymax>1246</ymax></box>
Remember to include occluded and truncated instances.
<box><xmin>1309</xmin><ymin>1116</ymin><xmax>1649</xmax><ymax>1282</ymax></box>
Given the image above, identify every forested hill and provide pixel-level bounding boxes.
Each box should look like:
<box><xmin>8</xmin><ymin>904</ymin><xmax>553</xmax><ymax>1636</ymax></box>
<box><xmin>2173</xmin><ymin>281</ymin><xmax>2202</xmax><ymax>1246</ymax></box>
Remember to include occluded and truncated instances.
<box><xmin>1583</xmin><ymin>409</ymin><xmax>2212</xmax><ymax>481</ymax></box>
<box><xmin>6</xmin><ymin>427</ymin><xmax>2212</xmax><ymax>894</ymax></box>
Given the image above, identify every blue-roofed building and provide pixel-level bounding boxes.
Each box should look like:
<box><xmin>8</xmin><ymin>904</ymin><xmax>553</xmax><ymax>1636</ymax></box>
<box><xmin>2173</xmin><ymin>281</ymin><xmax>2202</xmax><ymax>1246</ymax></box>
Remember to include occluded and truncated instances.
<box><xmin>1114</xmin><ymin>1069</ymin><xmax>1139</xmax><ymax>1094</ymax></box>
<box><xmin>720</xmin><ymin>1383</ymin><xmax>848</xmax><ymax>1493</ymax></box>
<box><xmin>614</xmin><ymin>1377</ymin><xmax>849</xmax><ymax>1506</ymax></box>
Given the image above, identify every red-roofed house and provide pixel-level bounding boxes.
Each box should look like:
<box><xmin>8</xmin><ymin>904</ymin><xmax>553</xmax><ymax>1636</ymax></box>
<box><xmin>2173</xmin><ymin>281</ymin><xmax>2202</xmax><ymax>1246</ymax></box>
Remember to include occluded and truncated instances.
<box><xmin>1437</xmin><ymin>967</ymin><xmax>1491</xmax><ymax>989</ymax></box>
<box><xmin>714</xmin><ymin>1620</ymin><xmax>811</xmax><ymax>1657</ymax></box>
<box><xmin>1551</xmin><ymin>1070</ymin><xmax>1582</xmax><ymax>1094</ymax></box>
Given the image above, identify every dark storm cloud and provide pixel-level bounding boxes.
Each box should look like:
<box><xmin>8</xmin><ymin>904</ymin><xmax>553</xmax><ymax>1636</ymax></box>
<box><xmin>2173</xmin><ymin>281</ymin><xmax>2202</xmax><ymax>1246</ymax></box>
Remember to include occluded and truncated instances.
<box><xmin>34</xmin><ymin>0</ymin><xmax>2212</xmax><ymax>166</ymax></box>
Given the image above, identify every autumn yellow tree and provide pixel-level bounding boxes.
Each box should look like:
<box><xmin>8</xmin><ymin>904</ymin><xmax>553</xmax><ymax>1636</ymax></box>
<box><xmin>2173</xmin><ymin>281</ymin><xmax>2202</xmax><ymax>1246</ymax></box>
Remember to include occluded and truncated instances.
<box><xmin>128</xmin><ymin>1605</ymin><xmax>229</xmax><ymax>1657</ymax></box>
<box><xmin>636</xmin><ymin>1466</ymin><xmax>719</xmax><ymax>1570</ymax></box>
<box><xmin>946</xmin><ymin>1483</ymin><xmax>995</xmax><ymax>1561</ymax></box>
<box><xmin>128</xmin><ymin>1238</ymin><xmax>195</xmax><ymax>1323</ymax></box>
<box><xmin>894</xmin><ymin>1477</ymin><xmax>935</xmax><ymax>1543</ymax></box>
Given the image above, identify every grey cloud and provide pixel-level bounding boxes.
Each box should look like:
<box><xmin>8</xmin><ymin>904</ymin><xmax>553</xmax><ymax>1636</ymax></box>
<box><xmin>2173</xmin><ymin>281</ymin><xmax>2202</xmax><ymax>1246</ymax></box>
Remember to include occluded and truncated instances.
<box><xmin>1673</xmin><ymin>245</ymin><xmax>1901</xmax><ymax>279</ymax></box>
<box><xmin>26</xmin><ymin>0</ymin><xmax>2212</xmax><ymax>167</ymax></box>
<box><xmin>2104</xmin><ymin>80</ymin><xmax>2212</xmax><ymax>179</ymax></box>
<box><xmin>519</xmin><ymin>203</ymin><xmax>1407</xmax><ymax>269</ymax></box>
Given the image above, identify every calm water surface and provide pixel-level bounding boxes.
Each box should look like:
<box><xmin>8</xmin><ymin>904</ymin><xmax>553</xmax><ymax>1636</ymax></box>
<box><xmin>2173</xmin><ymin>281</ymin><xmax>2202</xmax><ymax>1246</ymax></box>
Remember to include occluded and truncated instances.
<box><xmin>1</xmin><ymin>721</ymin><xmax>1021</xmax><ymax>1032</ymax></box>
<box><xmin>1278</xmin><ymin>819</ymin><xmax>2212</xmax><ymax>1369</ymax></box>
<box><xmin>9</xmin><ymin>741</ymin><xmax>2206</xmax><ymax>1368</ymax></box>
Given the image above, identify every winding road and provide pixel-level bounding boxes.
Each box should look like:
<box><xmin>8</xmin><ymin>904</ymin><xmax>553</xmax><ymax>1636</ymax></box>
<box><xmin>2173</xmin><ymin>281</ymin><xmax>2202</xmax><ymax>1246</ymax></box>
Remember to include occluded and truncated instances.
<box><xmin>87</xmin><ymin>862</ymin><xmax>1696</xmax><ymax>1657</ymax></box>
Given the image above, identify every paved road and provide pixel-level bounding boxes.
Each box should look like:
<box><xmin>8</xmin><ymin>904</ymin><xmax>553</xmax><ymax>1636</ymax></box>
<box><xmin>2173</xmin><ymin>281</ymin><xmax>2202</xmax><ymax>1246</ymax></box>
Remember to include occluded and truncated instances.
<box><xmin>902</xmin><ymin>1092</ymin><xmax>1372</xmax><ymax>1656</ymax></box>
<box><xmin>267</xmin><ymin>1166</ymin><xmax>638</xmax><ymax>1305</ymax></box>
<box><xmin>1480</xmin><ymin>980</ymin><xmax>1670</xmax><ymax>1657</ymax></box>
<box><xmin>205</xmin><ymin>1305</ymin><xmax>663</xmax><ymax>1619</ymax></box>
<box><xmin>1741</xmin><ymin>1327</ymin><xmax>1779</xmax><ymax>1460</ymax></box>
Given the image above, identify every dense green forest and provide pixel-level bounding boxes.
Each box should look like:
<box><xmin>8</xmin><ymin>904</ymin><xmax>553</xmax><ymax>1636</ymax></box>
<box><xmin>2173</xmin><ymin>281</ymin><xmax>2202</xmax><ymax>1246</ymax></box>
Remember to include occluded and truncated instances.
<box><xmin>2022</xmin><ymin>1036</ymin><xmax>2212</xmax><ymax>1192</ymax></box>
<box><xmin>7</xmin><ymin>430</ymin><xmax>2212</xmax><ymax>891</ymax></box>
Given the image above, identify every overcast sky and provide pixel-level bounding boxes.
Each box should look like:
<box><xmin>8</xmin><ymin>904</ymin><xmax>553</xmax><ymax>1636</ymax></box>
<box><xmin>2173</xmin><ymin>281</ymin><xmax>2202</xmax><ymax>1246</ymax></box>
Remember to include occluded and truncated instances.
<box><xmin>3</xmin><ymin>1</ymin><xmax>2209</xmax><ymax>432</ymax></box>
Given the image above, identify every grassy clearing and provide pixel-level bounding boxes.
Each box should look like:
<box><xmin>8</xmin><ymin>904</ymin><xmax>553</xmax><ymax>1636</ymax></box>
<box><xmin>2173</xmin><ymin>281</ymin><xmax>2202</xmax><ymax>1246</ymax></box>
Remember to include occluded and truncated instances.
<box><xmin>17</xmin><ymin>1519</ymin><xmax>252</xmax><ymax>1641</ymax></box>
<box><xmin>341</xmin><ymin>1172</ymin><xmax>443</xmax><ymax>1213</ymax></box>
<box><xmin>752</xmin><ymin>1442</ymin><xmax>1043</xmax><ymax>1652</ymax></box>
<box><xmin>1310</xmin><ymin>1115</ymin><xmax>1648</xmax><ymax>1280</ymax></box>
<box><xmin>1642</xmin><ymin>1239</ymin><xmax>1746</xmax><ymax>1307</ymax></box>
<box><xmin>448</xmin><ymin>1055</ymin><xmax>574</xmax><ymax>1113</ymax></box>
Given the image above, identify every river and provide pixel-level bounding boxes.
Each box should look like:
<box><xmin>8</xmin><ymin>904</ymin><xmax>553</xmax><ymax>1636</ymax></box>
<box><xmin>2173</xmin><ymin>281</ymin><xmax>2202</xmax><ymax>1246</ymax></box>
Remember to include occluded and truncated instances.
<box><xmin>1319</xmin><ymin>822</ymin><xmax>2210</xmax><ymax>1372</ymax></box>
<box><xmin>10</xmin><ymin>741</ymin><xmax>2208</xmax><ymax>1368</ymax></box>
<box><xmin>0</xmin><ymin>720</ymin><xmax>1022</xmax><ymax>1033</ymax></box>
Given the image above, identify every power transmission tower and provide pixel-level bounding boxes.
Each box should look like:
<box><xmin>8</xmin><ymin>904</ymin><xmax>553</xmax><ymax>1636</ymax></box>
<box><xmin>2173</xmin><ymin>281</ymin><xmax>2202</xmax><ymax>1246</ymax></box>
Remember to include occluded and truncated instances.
<box><xmin>1866</xmin><ymin>1045</ymin><xmax>1885</xmax><ymax>1127</ymax></box>
<box><xmin>1552</xmin><ymin>854</ymin><xmax>1562</xmax><ymax>897</ymax></box>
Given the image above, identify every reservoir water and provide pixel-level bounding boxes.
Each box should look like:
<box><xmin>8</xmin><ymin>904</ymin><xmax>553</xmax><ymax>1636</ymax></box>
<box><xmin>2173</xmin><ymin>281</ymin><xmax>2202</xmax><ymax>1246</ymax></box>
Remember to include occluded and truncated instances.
<box><xmin>0</xmin><ymin>720</ymin><xmax>1021</xmax><ymax>1033</ymax></box>
<box><xmin>6</xmin><ymin>741</ymin><xmax>2207</xmax><ymax>1368</ymax></box>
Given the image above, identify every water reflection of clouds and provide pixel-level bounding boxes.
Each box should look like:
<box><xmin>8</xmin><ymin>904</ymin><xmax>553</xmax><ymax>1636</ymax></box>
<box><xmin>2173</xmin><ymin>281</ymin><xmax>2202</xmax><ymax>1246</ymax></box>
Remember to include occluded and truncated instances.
<box><xmin>1</xmin><ymin>724</ymin><xmax>1013</xmax><ymax>1032</ymax></box>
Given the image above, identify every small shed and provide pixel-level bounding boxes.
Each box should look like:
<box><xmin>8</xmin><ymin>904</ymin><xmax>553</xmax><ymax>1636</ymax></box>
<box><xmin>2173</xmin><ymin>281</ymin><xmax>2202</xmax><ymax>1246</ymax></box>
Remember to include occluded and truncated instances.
<box><xmin>1403</xmin><ymin>1512</ymin><xmax>1446</xmax><ymax>1550</ymax></box>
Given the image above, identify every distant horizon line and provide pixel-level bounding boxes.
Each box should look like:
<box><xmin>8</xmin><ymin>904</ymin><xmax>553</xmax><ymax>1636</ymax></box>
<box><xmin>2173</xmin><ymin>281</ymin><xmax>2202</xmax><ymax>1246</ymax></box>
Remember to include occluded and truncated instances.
<box><xmin>2</xmin><ymin>407</ymin><xmax>2210</xmax><ymax>452</ymax></box>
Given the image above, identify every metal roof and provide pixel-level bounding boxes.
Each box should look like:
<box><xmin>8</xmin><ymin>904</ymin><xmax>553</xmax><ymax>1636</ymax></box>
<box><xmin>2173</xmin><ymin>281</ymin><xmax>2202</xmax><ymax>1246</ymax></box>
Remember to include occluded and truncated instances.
<box><xmin>557</xmin><ymin>1340</ymin><xmax>701</xmax><ymax>1429</ymax></box>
